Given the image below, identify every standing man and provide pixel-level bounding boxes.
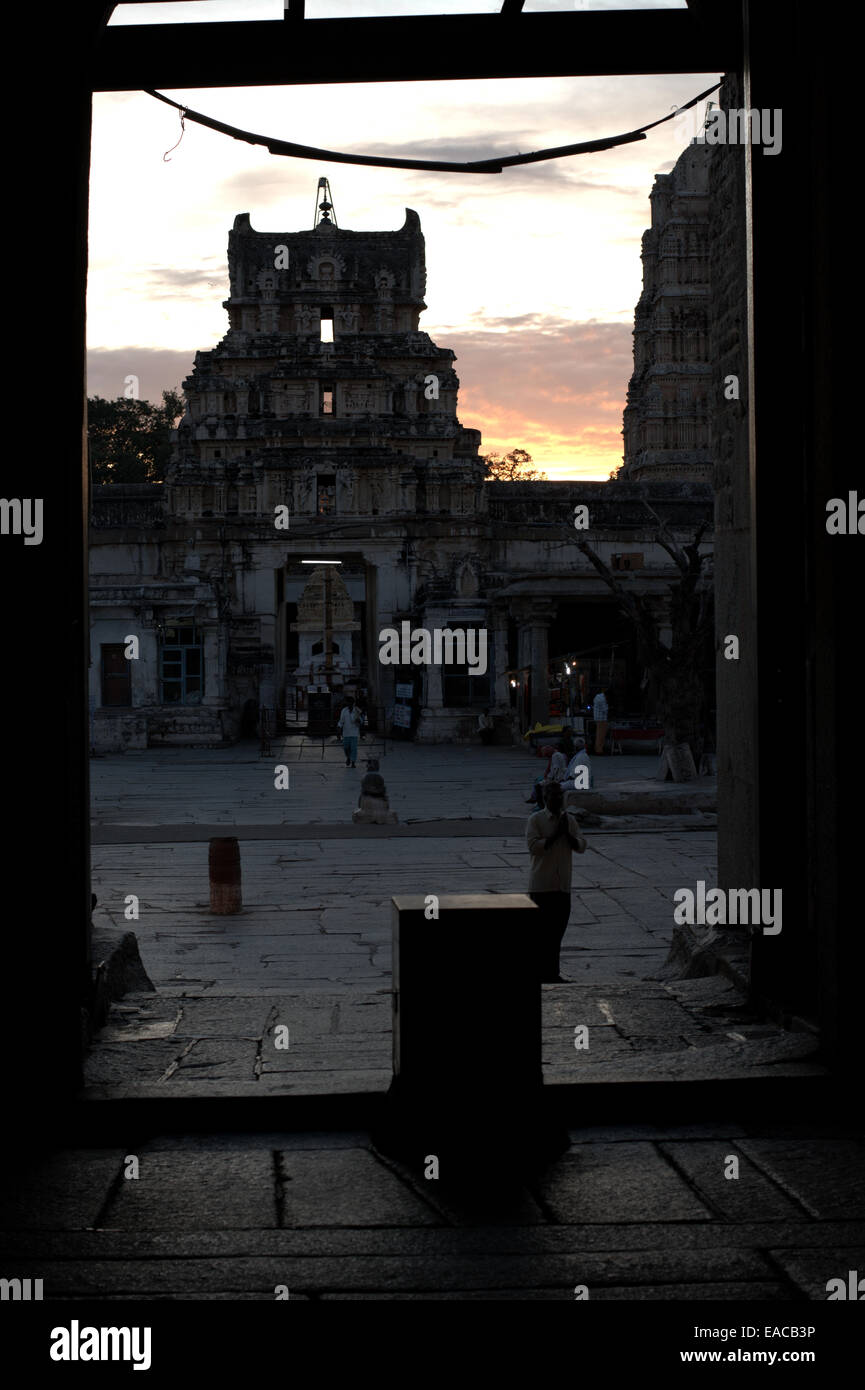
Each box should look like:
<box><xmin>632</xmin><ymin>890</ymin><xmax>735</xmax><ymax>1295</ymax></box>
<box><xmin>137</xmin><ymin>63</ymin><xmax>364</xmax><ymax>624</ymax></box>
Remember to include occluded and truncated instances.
<box><xmin>526</xmin><ymin>781</ymin><xmax>587</xmax><ymax>983</ymax></box>
<box><xmin>477</xmin><ymin>708</ymin><xmax>495</xmax><ymax>745</ymax></box>
<box><xmin>337</xmin><ymin>696</ymin><xmax>363</xmax><ymax>768</ymax></box>
<box><xmin>592</xmin><ymin>689</ymin><xmax>609</xmax><ymax>755</ymax></box>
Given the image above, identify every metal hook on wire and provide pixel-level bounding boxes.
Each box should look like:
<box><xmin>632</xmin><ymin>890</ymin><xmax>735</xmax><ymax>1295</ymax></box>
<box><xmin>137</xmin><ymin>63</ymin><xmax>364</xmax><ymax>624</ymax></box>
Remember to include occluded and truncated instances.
<box><xmin>163</xmin><ymin>108</ymin><xmax>187</xmax><ymax>162</ymax></box>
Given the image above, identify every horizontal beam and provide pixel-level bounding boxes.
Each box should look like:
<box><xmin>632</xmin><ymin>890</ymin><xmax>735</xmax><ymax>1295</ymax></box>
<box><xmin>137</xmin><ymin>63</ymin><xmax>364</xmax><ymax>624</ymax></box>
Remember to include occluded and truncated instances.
<box><xmin>92</xmin><ymin>11</ymin><xmax>739</xmax><ymax>92</ymax></box>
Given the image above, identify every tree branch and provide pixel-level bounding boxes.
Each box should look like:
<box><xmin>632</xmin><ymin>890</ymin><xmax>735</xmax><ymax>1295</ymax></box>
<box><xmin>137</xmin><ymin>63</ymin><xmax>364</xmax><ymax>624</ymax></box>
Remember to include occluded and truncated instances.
<box><xmin>576</xmin><ymin>538</ymin><xmax>664</xmax><ymax>663</ymax></box>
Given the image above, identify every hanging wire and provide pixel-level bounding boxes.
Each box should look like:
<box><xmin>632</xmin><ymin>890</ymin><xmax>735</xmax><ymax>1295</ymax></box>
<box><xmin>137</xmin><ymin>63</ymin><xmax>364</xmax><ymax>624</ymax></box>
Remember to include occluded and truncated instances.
<box><xmin>145</xmin><ymin>80</ymin><xmax>722</xmax><ymax>175</ymax></box>
<box><xmin>162</xmin><ymin>106</ymin><xmax>187</xmax><ymax>162</ymax></box>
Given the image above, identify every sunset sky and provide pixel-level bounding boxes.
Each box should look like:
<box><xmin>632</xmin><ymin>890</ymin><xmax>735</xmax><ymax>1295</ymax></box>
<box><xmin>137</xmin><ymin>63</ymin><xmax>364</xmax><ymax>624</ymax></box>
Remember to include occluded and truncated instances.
<box><xmin>88</xmin><ymin>0</ymin><xmax>716</xmax><ymax>480</ymax></box>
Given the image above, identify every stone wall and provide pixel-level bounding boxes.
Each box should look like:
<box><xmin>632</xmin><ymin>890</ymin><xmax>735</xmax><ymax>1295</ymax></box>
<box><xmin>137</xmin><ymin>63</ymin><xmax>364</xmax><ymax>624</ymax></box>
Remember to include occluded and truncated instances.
<box><xmin>92</xmin><ymin>709</ymin><xmax>147</xmax><ymax>754</ymax></box>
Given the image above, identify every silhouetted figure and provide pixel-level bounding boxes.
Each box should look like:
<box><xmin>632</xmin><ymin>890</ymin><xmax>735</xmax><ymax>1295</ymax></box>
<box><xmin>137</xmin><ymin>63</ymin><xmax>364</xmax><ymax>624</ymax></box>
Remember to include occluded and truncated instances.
<box><xmin>526</xmin><ymin>742</ymin><xmax>558</xmax><ymax>805</ymax></box>
<box><xmin>526</xmin><ymin>780</ymin><xmax>587</xmax><ymax>982</ymax></box>
<box><xmin>353</xmin><ymin>757</ymin><xmax>397</xmax><ymax>824</ymax></box>
<box><xmin>592</xmin><ymin>689</ymin><xmax>609</xmax><ymax>754</ymax></box>
<box><xmin>527</xmin><ymin>731</ymin><xmax>578</xmax><ymax>806</ymax></box>
<box><xmin>239</xmin><ymin>698</ymin><xmax>258</xmax><ymax>739</ymax></box>
<box><xmin>477</xmin><ymin>708</ymin><xmax>495</xmax><ymax>745</ymax></box>
<box><xmin>337</xmin><ymin>696</ymin><xmax>363</xmax><ymax>767</ymax></box>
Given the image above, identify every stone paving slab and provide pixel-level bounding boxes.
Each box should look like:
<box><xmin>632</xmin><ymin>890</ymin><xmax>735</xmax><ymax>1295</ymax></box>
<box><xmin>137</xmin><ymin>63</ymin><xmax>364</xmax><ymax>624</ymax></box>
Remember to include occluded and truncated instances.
<box><xmin>735</xmin><ymin>1139</ymin><xmax>865</xmax><ymax>1221</ymax></box>
<box><xmin>8</xmin><ymin>1220</ymin><xmax>865</xmax><ymax>1260</ymax></box>
<box><xmin>656</xmin><ymin>1142</ymin><xmax>811</xmax><ymax>1222</ymax></box>
<box><xmin>536</xmin><ymin>1143</ymin><xmax>714</xmax><ymax>1224</ymax></box>
<box><xmin>317</xmin><ymin>1284</ymin><xmax>795</xmax><ymax>1300</ymax></box>
<box><xmin>100</xmin><ymin>1151</ymin><xmax>279</xmax><ymax>1230</ymax></box>
<box><xmin>278</xmin><ymin>1150</ymin><xmax>443</xmax><ymax>1228</ymax></box>
<box><xmin>83</xmin><ymin>1074</ymin><xmax>392</xmax><ymax>1099</ymax></box>
<box><xmin>20</xmin><ymin>1249</ymin><xmax>781</xmax><ymax>1297</ymax></box>
<box><xmin>42</xmin><ymin>1294</ymin><xmax>314</xmax><ymax>1301</ymax></box>
<box><xmin>0</xmin><ymin>1151</ymin><xmax>125</xmax><ymax>1231</ymax></box>
<box><xmin>173</xmin><ymin>1041</ymin><xmax>262</xmax><ymax>1083</ymax></box>
<box><xmin>767</xmin><ymin>1249</ymin><xmax>865</xmax><ymax>1301</ymax></box>
<box><xmin>140</xmin><ymin>1131</ymin><xmax>374</xmax><ymax>1152</ymax></box>
<box><xmin>548</xmin><ymin>1042</ymin><xmax>823</xmax><ymax>1084</ymax></box>
<box><xmin>84</xmin><ymin>1041</ymin><xmax>205</xmax><ymax>1087</ymax></box>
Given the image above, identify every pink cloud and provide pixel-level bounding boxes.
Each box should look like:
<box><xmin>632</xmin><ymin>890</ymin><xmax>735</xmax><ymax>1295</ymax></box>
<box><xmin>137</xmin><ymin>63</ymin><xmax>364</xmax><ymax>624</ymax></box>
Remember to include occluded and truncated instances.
<box><xmin>443</xmin><ymin>316</ymin><xmax>632</xmax><ymax>477</ymax></box>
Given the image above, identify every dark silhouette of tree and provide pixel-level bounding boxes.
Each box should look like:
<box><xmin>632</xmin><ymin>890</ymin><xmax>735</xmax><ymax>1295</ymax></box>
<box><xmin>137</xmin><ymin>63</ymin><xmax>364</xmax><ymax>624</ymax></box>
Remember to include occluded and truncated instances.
<box><xmin>482</xmin><ymin>447</ymin><xmax>547</xmax><ymax>482</ymax></box>
<box><xmin>576</xmin><ymin>504</ymin><xmax>713</xmax><ymax>780</ymax></box>
<box><xmin>88</xmin><ymin>389</ymin><xmax>184</xmax><ymax>484</ymax></box>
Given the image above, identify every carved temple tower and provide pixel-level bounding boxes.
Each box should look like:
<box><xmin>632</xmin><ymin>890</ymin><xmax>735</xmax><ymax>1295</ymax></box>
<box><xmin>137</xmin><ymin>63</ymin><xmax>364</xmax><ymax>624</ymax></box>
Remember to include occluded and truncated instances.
<box><xmin>620</xmin><ymin>141</ymin><xmax>712</xmax><ymax>482</ymax></box>
<box><xmin>164</xmin><ymin>188</ymin><xmax>486</xmax><ymax>733</ymax></box>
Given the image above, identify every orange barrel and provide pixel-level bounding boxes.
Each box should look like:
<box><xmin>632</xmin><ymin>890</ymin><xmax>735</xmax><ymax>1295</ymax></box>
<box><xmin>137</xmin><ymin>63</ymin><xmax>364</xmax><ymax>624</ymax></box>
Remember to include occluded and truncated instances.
<box><xmin>209</xmin><ymin>837</ymin><xmax>242</xmax><ymax>915</ymax></box>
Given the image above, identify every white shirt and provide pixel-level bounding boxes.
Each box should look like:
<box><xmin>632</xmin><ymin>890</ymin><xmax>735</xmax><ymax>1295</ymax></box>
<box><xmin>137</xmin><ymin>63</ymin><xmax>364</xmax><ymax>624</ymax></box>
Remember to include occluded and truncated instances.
<box><xmin>593</xmin><ymin>693</ymin><xmax>608</xmax><ymax>720</ymax></box>
<box><xmin>338</xmin><ymin>706</ymin><xmax>362</xmax><ymax>735</ymax></box>
<box><xmin>526</xmin><ymin>808</ymin><xmax>586</xmax><ymax>892</ymax></box>
<box><xmin>561</xmin><ymin>749</ymin><xmax>592</xmax><ymax>788</ymax></box>
<box><xmin>548</xmin><ymin>750</ymin><xmax>568</xmax><ymax>778</ymax></box>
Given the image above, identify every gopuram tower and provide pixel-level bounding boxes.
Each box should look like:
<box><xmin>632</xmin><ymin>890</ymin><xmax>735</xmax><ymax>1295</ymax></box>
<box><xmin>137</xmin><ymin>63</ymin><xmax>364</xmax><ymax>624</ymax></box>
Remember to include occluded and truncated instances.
<box><xmin>166</xmin><ymin>183</ymin><xmax>485</xmax><ymax>737</ymax></box>
<box><xmin>619</xmin><ymin>141</ymin><xmax>713</xmax><ymax>483</ymax></box>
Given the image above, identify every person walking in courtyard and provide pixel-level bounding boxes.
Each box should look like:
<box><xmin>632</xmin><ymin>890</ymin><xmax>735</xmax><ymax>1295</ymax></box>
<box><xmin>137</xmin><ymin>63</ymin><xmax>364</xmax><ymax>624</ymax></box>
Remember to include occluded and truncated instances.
<box><xmin>526</xmin><ymin>780</ymin><xmax>587</xmax><ymax>982</ymax></box>
<box><xmin>337</xmin><ymin>696</ymin><xmax>363</xmax><ymax>767</ymax></box>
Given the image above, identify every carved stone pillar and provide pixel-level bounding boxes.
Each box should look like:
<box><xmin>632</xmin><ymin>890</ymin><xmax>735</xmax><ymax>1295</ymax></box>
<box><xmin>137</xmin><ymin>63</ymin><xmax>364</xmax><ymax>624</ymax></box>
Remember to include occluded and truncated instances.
<box><xmin>530</xmin><ymin>616</ymin><xmax>552</xmax><ymax>726</ymax></box>
<box><xmin>424</xmin><ymin>658</ymin><xmax>443</xmax><ymax>712</ymax></box>
<box><xmin>491</xmin><ymin>605</ymin><xmax>510</xmax><ymax>711</ymax></box>
<box><xmin>513</xmin><ymin>601</ymin><xmax>555</xmax><ymax>728</ymax></box>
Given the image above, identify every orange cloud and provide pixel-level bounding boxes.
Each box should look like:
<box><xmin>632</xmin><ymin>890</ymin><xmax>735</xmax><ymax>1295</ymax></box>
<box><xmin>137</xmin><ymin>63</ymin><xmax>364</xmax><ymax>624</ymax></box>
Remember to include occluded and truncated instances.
<box><xmin>442</xmin><ymin>316</ymin><xmax>632</xmax><ymax>479</ymax></box>
<box><xmin>87</xmin><ymin>315</ymin><xmax>633</xmax><ymax>481</ymax></box>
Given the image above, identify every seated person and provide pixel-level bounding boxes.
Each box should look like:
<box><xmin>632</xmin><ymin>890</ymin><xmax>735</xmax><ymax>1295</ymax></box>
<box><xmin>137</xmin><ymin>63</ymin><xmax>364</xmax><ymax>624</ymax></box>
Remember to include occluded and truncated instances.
<box><xmin>557</xmin><ymin>737</ymin><xmax>593</xmax><ymax>790</ymax></box>
<box><xmin>360</xmin><ymin>764</ymin><xmax>386</xmax><ymax>799</ymax></box>
<box><xmin>353</xmin><ymin>759</ymin><xmax>398</xmax><ymax>824</ymax></box>
<box><xmin>526</xmin><ymin>744</ymin><xmax>555</xmax><ymax>805</ymax></box>
<box><xmin>527</xmin><ymin>742</ymin><xmax>567</xmax><ymax>807</ymax></box>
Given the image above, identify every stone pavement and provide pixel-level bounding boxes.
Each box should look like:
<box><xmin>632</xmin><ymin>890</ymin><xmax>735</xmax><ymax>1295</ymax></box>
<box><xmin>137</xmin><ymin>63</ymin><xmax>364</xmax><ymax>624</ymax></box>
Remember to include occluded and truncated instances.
<box><xmin>86</xmin><ymin>822</ymin><xmax>819</xmax><ymax>1098</ymax></box>
<box><xmin>2</xmin><ymin>1123</ymin><xmax>862</xmax><ymax>1299</ymax></box>
<box><xmin>90</xmin><ymin>829</ymin><xmax>717</xmax><ymax>993</ymax></box>
<box><xmin>85</xmin><ymin>743</ymin><xmax>816</xmax><ymax>1098</ymax></box>
<box><xmin>90</xmin><ymin>740</ymin><xmax>716</xmax><ymax>829</ymax></box>
<box><xmin>2</xmin><ymin>742</ymin><xmax>842</xmax><ymax>1308</ymax></box>
<box><xmin>83</xmin><ymin>973</ymin><xmax>822</xmax><ymax>1098</ymax></box>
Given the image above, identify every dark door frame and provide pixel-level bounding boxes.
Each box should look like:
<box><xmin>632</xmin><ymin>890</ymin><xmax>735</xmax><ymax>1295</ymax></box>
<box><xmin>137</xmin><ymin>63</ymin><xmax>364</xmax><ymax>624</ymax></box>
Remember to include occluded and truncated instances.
<box><xmin>7</xmin><ymin>1</ymin><xmax>855</xmax><ymax>1133</ymax></box>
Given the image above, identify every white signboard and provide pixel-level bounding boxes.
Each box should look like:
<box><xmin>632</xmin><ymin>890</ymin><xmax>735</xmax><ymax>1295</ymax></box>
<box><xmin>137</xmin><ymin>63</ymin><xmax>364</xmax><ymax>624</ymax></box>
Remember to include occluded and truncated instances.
<box><xmin>395</xmin><ymin>683</ymin><xmax>414</xmax><ymax>700</ymax></box>
<box><xmin>392</xmin><ymin>704</ymin><xmax>412</xmax><ymax>728</ymax></box>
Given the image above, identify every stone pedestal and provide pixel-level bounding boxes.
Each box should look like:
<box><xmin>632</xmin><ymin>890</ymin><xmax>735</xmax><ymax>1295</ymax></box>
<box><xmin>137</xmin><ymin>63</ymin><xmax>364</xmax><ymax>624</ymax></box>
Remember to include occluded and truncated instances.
<box><xmin>373</xmin><ymin>894</ymin><xmax>564</xmax><ymax>1187</ymax></box>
